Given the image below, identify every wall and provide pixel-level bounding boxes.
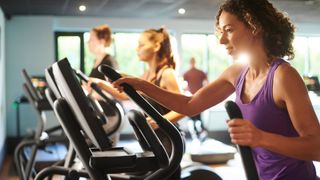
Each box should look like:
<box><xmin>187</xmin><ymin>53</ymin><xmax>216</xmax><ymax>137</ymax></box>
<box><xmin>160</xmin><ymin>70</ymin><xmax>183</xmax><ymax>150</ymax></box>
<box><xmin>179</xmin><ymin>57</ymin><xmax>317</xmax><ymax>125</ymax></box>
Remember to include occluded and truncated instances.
<box><xmin>0</xmin><ymin>7</ymin><xmax>6</xmax><ymax>168</ymax></box>
<box><xmin>5</xmin><ymin>15</ymin><xmax>320</xmax><ymax>137</ymax></box>
<box><xmin>6</xmin><ymin>16</ymin><xmax>55</xmax><ymax>137</ymax></box>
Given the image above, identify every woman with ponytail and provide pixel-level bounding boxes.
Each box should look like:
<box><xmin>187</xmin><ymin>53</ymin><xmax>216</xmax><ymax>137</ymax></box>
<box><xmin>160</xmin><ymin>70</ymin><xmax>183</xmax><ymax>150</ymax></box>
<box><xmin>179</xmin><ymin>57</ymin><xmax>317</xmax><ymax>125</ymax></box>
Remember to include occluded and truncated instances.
<box><xmin>89</xmin><ymin>27</ymin><xmax>184</xmax><ymax>179</ymax></box>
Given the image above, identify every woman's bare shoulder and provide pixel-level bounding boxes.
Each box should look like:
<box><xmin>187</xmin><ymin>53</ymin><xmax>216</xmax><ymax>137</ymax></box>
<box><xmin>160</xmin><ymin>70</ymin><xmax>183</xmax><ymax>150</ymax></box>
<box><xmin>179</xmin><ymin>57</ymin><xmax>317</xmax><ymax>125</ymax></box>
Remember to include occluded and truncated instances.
<box><xmin>274</xmin><ymin>62</ymin><xmax>300</xmax><ymax>83</ymax></box>
<box><xmin>220</xmin><ymin>63</ymin><xmax>246</xmax><ymax>86</ymax></box>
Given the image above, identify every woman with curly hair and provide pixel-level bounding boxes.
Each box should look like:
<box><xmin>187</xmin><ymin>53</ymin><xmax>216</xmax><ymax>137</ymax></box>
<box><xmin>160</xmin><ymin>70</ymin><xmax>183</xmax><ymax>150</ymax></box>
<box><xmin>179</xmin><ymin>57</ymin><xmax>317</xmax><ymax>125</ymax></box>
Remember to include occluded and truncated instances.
<box><xmin>113</xmin><ymin>0</ymin><xmax>320</xmax><ymax>179</ymax></box>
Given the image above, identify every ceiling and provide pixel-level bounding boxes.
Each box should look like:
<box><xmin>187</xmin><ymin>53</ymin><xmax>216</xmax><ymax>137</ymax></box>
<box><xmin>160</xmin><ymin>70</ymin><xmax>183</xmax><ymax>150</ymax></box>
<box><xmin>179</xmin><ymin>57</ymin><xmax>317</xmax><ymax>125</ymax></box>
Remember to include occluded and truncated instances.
<box><xmin>1</xmin><ymin>0</ymin><xmax>320</xmax><ymax>23</ymax></box>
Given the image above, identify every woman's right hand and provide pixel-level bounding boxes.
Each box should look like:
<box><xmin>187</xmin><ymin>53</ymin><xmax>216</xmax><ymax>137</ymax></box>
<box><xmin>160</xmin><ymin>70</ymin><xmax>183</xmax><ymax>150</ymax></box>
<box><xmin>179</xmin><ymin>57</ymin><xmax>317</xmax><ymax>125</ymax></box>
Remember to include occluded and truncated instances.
<box><xmin>87</xmin><ymin>77</ymin><xmax>104</xmax><ymax>88</ymax></box>
<box><xmin>112</xmin><ymin>77</ymin><xmax>147</xmax><ymax>93</ymax></box>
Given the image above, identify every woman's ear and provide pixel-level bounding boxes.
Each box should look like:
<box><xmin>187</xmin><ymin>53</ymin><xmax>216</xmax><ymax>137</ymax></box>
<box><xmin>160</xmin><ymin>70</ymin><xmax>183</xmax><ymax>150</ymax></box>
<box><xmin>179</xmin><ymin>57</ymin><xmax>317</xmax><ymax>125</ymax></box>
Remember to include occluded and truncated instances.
<box><xmin>154</xmin><ymin>42</ymin><xmax>161</xmax><ymax>52</ymax></box>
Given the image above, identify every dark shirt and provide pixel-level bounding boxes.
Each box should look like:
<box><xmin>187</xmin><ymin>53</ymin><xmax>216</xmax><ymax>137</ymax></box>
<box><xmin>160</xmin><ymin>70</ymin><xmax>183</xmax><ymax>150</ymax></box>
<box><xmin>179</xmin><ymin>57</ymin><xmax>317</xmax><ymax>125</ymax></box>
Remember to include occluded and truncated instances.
<box><xmin>88</xmin><ymin>54</ymin><xmax>119</xmax><ymax>116</ymax></box>
<box><xmin>89</xmin><ymin>54</ymin><xmax>118</xmax><ymax>80</ymax></box>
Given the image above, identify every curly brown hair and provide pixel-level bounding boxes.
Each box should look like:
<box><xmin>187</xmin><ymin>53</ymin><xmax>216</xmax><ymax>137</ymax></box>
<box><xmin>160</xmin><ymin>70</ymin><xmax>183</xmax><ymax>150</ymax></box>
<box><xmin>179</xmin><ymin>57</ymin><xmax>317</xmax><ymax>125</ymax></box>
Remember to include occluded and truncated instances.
<box><xmin>216</xmin><ymin>0</ymin><xmax>295</xmax><ymax>60</ymax></box>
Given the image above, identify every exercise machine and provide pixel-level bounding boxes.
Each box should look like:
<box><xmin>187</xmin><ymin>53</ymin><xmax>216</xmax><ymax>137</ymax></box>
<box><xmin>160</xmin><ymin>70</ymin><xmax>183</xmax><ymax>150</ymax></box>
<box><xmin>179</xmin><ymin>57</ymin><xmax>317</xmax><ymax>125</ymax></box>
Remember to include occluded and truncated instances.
<box><xmin>35</xmin><ymin>58</ymin><xmax>184</xmax><ymax>179</ymax></box>
<box><xmin>225</xmin><ymin>101</ymin><xmax>259</xmax><ymax>180</ymax></box>
<box><xmin>187</xmin><ymin>114</ymin><xmax>236</xmax><ymax>164</ymax></box>
<box><xmin>14</xmin><ymin>69</ymin><xmax>68</xmax><ymax>180</ymax></box>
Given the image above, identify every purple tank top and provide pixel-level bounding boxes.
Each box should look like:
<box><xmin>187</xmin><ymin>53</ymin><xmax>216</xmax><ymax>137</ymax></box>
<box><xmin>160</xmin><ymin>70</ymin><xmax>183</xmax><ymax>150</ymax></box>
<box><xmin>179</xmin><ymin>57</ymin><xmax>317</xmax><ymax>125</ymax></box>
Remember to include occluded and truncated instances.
<box><xmin>235</xmin><ymin>59</ymin><xmax>318</xmax><ymax>180</ymax></box>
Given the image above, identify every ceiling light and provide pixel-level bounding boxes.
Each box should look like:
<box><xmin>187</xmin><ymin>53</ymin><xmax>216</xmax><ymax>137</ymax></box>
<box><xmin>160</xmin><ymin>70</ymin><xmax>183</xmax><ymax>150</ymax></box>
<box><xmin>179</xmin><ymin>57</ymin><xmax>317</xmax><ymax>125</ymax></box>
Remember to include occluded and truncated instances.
<box><xmin>178</xmin><ymin>8</ymin><xmax>186</xmax><ymax>15</ymax></box>
<box><xmin>79</xmin><ymin>5</ymin><xmax>86</xmax><ymax>12</ymax></box>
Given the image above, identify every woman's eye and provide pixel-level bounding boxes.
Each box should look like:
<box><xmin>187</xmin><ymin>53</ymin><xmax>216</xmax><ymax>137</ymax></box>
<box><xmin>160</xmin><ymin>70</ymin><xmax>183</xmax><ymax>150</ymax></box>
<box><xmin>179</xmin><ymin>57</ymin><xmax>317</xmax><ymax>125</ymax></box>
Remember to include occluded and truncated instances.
<box><xmin>225</xmin><ymin>28</ymin><xmax>233</xmax><ymax>33</ymax></box>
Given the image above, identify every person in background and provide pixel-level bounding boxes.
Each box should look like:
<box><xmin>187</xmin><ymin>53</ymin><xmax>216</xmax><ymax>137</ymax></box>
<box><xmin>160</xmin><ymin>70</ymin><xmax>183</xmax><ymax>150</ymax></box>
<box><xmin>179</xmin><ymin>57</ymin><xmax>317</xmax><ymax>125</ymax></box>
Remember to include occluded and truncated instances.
<box><xmin>112</xmin><ymin>0</ymin><xmax>320</xmax><ymax>179</ymax></box>
<box><xmin>89</xmin><ymin>27</ymin><xmax>184</xmax><ymax>180</ymax></box>
<box><xmin>88</xmin><ymin>24</ymin><xmax>118</xmax><ymax>80</ymax></box>
<box><xmin>83</xmin><ymin>24</ymin><xmax>119</xmax><ymax>97</ymax></box>
<box><xmin>183</xmin><ymin>57</ymin><xmax>208</xmax><ymax>127</ymax></box>
<box><xmin>83</xmin><ymin>24</ymin><xmax>121</xmax><ymax>144</ymax></box>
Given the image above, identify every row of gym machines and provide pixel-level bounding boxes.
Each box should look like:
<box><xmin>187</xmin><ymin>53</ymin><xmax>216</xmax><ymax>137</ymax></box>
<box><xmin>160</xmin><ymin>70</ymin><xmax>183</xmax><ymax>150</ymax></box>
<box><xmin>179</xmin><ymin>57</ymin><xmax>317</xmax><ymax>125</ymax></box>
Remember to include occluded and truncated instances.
<box><xmin>14</xmin><ymin>58</ymin><xmax>259</xmax><ymax>179</ymax></box>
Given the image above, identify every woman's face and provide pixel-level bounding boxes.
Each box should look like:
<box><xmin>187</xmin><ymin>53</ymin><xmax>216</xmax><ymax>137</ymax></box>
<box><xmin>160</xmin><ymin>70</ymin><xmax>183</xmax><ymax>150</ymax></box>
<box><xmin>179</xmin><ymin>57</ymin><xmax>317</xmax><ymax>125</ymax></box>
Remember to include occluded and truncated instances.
<box><xmin>217</xmin><ymin>11</ymin><xmax>258</xmax><ymax>60</ymax></box>
<box><xmin>88</xmin><ymin>31</ymin><xmax>104</xmax><ymax>54</ymax></box>
<box><xmin>136</xmin><ymin>33</ymin><xmax>158</xmax><ymax>62</ymax></box>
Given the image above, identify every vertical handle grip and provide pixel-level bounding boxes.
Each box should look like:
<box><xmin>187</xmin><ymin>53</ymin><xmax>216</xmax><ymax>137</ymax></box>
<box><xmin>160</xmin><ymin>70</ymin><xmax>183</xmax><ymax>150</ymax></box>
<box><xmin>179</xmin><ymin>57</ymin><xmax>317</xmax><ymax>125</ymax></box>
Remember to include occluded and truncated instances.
<box><xmin>225</xmin><ymin>101</ymin><xmax>259</xmax><ymax>180</ymax></box>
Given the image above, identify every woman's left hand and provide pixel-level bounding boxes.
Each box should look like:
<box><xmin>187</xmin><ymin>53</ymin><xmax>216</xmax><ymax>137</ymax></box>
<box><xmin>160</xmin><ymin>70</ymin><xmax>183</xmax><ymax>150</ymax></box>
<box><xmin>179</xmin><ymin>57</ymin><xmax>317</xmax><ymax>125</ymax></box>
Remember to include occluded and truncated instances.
<box><xmin>227</xmin><ymin>119</ymin><xmax>263</xmax><ymax>148</ymax></box>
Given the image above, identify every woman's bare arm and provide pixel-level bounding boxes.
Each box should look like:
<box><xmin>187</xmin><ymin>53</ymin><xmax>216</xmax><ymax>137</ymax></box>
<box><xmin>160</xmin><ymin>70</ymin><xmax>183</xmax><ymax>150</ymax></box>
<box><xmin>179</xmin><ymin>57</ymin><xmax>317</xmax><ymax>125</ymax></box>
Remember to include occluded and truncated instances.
<box><xmin>113</xmin><ymin>64</ymin><xmax>243</xmax><ymax>116</ymax></box>
<box><xmin>261</xmin><ymin>64</ymin><xmax>320</xmax><ymax>161</ymax></box>
<box><xmin>88</xmin><ymin>78</ymin><xmax>129</xmax><ymax>101</ymax></box>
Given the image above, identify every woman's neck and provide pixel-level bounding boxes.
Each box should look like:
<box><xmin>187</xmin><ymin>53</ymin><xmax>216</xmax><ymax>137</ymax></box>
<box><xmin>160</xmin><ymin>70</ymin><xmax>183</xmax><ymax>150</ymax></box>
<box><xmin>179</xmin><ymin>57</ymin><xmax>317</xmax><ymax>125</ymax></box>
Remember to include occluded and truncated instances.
<box><xmin>145</xmin><ymin>57</ymin><xmax>168</xmax><ymax>82</ymax></box>
<box><xmin>147</xmin><ymin>57</ymin><xmax>160</xmax><ymax>73</ymax></box>
<box><xmin>94</xmin><ymin>51</ymin><xmax>107</xmax><ymax>67</ymax></box>
<box><xmin>247</xmin><ymin>51</ymin><xmax>274</xmax><ymax>78</ymax></box>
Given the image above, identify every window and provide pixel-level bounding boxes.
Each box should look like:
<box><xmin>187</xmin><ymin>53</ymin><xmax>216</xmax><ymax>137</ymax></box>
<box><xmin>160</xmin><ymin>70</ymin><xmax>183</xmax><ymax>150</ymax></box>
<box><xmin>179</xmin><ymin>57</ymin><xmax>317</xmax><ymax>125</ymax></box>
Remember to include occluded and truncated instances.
<box><xmin>113</xmin><ymin>33</ymin><xmax>143</xmax><ymax>77</ymax></box>
<box><xmin>291</xmin><ymin>36</ymin><xmax>320</xmax><ymax>78</ymax></box>
<box><xmin>181</xmin><ymin>34</ymin><xmax>231</xmax><ymax>81</ymax></box>
<box><xmin>309</xmin><ymin>37</ymin><xmax>320</xmax><ymax>78</ymax></box>
<box><xmin>207</xmin><ymin>35</ymin><xmax>232</xmax><ymax>80</ymax></box>
<box><xmin>181</xmin><ymin>34</ymin><xmax>207</xmax><ymax>73</ymax></box>
<box><xmin>55</xmin><ymin>32</ymin><xmax>143</xmax><ymax>76</ymax></box>
<box><xmin>56</xmin><ymin>32</ymin><xmax>320</xmax><ymax>81</ymax></box>
<box><xmin>56</xmin><ymin>31</ymin><xmax>179</xmax><ymax>78</ymax></box>
<box><xmin>55</xmin><ymin>32</ymin><xmax>83</xmax><ymax>71</ymax></box>
<box><xmin>291</xmin><ymin>36</ymin><xmax>308</xmax><ymax>75</ymax></box>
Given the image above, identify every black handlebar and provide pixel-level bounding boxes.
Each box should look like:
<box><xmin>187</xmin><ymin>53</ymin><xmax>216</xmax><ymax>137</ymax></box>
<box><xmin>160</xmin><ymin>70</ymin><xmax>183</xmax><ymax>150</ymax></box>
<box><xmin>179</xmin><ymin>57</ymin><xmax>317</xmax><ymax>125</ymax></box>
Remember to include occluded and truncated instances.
<box><xmin>98</xmin><ymin>64</ymin><xmax>184</xmax><ymax>180</ymax></box>
<box><xmin>225</xmin><ymin>101</ymin><xmax>259</xmax><ymax>180</ymax></box>
<box><xmin>74</xmin><ymin>69</ymin><xmax>115</xmax><ymax>106</ymax></box>
<box><xmin>98</xmin><ymin>65</ymin><xmax>167</xmax><ymax>127</ymax></box>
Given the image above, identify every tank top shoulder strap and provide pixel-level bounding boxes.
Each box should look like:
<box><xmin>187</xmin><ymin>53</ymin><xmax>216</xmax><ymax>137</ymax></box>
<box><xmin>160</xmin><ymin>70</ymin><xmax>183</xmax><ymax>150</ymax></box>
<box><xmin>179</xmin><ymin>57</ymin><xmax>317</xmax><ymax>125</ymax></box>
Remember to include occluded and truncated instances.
<box><xmin>266</xmin><ymin>59</ymin><xmax>287</xmax><ymax>82</ymax></box>
<box><xmin>235</xmin><ymin>66</ymin><xmax>249</xmax><ymax>95</ymax></box>
<box><xmin>264</xmin><ymin>58</ymin><xmax>287</xmax><ymax>99</ymax></box>
<box><xmin>154</xmin><ymin>66</ymin><xmax>170</xmax><ymax>86</ymax></box>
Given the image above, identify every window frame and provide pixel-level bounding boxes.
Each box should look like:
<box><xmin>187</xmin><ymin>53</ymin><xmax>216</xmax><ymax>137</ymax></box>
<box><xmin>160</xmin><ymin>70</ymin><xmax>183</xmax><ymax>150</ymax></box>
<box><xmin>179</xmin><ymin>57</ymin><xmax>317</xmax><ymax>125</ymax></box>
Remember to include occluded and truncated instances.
<box><xmin>55</xmin><ymin>32</ymin><xmax>85</xmax><ymax>71</ymax></box>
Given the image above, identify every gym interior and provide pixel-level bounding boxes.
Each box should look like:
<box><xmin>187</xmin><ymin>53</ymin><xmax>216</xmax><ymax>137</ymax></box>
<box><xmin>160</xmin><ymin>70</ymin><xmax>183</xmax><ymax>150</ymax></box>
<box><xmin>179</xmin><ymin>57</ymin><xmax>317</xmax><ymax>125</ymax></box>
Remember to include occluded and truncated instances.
<box><xmin>0</xmin><ymin>0</ymin><xmax>320</xmax><ymax>179</ymax></box>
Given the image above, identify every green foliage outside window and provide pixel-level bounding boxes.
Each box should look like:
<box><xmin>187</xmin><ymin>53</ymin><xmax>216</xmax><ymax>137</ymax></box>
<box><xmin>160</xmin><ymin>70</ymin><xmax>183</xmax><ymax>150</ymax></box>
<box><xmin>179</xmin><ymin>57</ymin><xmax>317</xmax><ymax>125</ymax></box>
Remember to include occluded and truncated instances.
<box><xmin>291</xmin><ymin>37</ymin><xmax>307</xmax><ymax>75</ymax></box>
<box><xmin>207</xmin><ymin>35</ymin><xmax>232</xmax><ymax>81</ymax></box>
<box><xmin>181</xmin><ymin>34</ymin><xmax>207</xmax><ymax>75</ymax></box>
<box><xmin>113</xmin><ymin>33</ymin><xmax>144</xmax><ymax>77</ymax></box>
<box><xmin>309</xmin><ymin>37</ymin><xmax>320</xmax><ymax>78</ymax></box>
<box><xmin>56</xmin><ymin>32</ymin><xmax>320</xmax><ymax>82</ymax></box>
<box><xmin>181</xmin><ymin>34</ymin><xmax>232</xmax><ymax>81</ymax></box>
<box><xmin>57</xmin><ymin>36</ymin><xmax>81</xmax><ymax>70</ymax></box>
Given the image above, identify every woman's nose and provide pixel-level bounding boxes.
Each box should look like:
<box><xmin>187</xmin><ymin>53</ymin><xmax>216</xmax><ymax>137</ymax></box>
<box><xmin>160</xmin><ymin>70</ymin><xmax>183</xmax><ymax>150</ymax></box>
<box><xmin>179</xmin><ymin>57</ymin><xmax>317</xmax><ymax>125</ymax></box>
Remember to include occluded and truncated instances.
<box><xmin>219</xmin><ymin>33</ymin><xmax>228</xmax><ymax>45</ymax></box>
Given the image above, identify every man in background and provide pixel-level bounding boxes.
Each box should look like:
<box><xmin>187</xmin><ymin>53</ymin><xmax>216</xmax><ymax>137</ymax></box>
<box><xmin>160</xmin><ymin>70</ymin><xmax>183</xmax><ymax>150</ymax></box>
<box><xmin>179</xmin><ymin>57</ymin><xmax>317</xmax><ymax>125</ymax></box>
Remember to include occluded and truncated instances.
<box><xmin>183</xmin><ymin>57</ymin><xmax>208</xmax><ymax>124</ymax></box>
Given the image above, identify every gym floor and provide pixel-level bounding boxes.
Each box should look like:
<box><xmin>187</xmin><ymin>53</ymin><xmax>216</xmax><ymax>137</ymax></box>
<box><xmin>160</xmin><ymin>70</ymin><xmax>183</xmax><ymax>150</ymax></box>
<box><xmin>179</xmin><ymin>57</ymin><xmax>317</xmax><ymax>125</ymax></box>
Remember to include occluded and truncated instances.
<box><xmin>0</xmin><ymin>154</ymin><xmax>246</xmax><ymax>180</ymax></box>
<box><xmin>0</xmin><ymin>139</ymin><xmax>245</xmax><ymax>180</ymax></box>
<box><xmin>1</xmin><ymin>140</ymin><xmax>319</xmax><ymax>180</ymax></box>
<box><xmin>0</xmin><ymin>155</ymin><xmax>18</xmax><ymax>180</ymax></box>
